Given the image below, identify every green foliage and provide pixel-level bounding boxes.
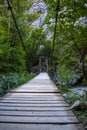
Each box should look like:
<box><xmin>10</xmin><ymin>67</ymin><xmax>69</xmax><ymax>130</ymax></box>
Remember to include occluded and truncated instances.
<box><xmin>67</xmin><ymin>93</ymin><xmax>80</xmax><ymax>104</ymax></box>
<box><xmin>0</xmin><ymin>0</ymin><xmax>35</xmax><ymax>73</ymax></box>
<box><xmin>58</xmin><ymin>86</ymin><xmax>70</xmax><ymax>93</ymax></box>
<box><xmin>27</xmin><ymin>13</ymin><xmax>41</xmax><ymax>22</ymax></box>
<box><xmin>0</xmin><ymin>72</ymin><xmax>35</xmax><ymax>96</ymax></box>
<box><xmin>0</xmin><ymin>0</ymin><xmax>87</xmax><ymax>85</ymax></box>
<box><xmin>74</xmin><ymin>110</ymin><xmax>87</xmax><ymax>130</ymax></box>
<box><xmin>61</xmin><ymin>89</ymin><xmax>87</xmax><ymax>129</ymax></box>
<box><xmin>57</xmin><ymin>65</ymin><xmax>82</xmax><ymax>85</ymax></box>
<box><xmin>44</xmin><ymin>0</ymin><xmax>87</xmax><ymax>83</ymax></box>
<box><xmin>64</xmin><ymin>90</ymin><xmax>87</xmax><ymax>129</ymax></box>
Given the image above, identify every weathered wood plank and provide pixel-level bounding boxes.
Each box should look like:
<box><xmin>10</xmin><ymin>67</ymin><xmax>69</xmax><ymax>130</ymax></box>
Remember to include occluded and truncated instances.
<box><xmin>17</xmin><ymin>88</ymin><xmax>58</xmax><ymax>90</ymax></box>
<box><xmin>0</xmin><ymin>100</ymin><xmax>66</xmax><ymax>104</ymax></box>
<box><xmin>0</xmin><ymin>103</ymin><xmax>69</xmax><ymax>107</ymax></box>
<box><xmin>0</xmin><ymin>93</ymin><xmax>61</xmax><ymax>99</ymax></box>
<box><xmin>10</xmin><ymin>90</ymin><xmax>59</xmax><ymax>93</ymax></box>
<box><xmin>0</xmin><ymin>124</ymin><xmax>84</xmax><ymax>130</ymax></box>
<box><xmin>0</xmin><ymin>116</ymin><xmax>78</xmax><ymax>123</ymax></box>
<box><xmin>0</xmin><ymin>73</ymin><xmax>84</xmax><ymax>130</ymax></box>
<box><xmin>8</xmin><ymin>95</ymin><xmax>61</xmax><ymax>98</ymax></box>
<box><xmin>0</xmin><ymin>110</ymin><xmax>74</xmax><ymax>116</ymax></box>
<box><xmin>7</xmin><ymin>93</ymin><xmax>61</xmax><ymax>96</ymax></box>
<box><xmin>0</xmin><ymin>106</ymin><xmax>70</xmax><ymax>111</ymax></box>
<box><xmin>3</xmin><ymin>96</ymin><xmax>64</xmax><ymax>100</ymax></box>
<box><xmin>1</xmin><ymin>96</ymin><xmax>64</xmax><ymax>101</ymax></box>
<box><xmin>22</xmin><ymin>87</ymin><xmax>57</xmax><ymax>89</ymax></box>
<box><xmin>0</xmin><ymin>123</ymin><xmax>85</xmax><ymax>130</ymax></box>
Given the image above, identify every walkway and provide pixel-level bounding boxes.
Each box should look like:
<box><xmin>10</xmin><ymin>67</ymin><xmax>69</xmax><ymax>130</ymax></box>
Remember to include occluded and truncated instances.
<box><xmin>0</xmin><ymin>73</ymin><xmax>85</xmax><ymax>130</ymax></box>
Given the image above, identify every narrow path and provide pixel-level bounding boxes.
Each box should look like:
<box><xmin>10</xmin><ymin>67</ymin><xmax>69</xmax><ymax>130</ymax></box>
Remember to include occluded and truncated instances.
<box><xmin>0</xmin><ymin>73</ymin><xmax>85</xmax><ymax>130</ymax></box>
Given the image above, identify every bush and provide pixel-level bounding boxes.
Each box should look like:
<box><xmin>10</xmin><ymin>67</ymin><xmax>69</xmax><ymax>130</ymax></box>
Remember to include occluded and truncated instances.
<box><xmin>0</xmin><ymin>72</ymin><xmax>35</xmax><ymax>96</ymax></box>
<box><xmin>58</xmin><ymin>86</ymin><xmax>70</xmax><ymax>93</ymax></box>
<box><xmin>57</xmin><ymin>65</ymin><xmax>82</xmax><ymax>85</ymax></box>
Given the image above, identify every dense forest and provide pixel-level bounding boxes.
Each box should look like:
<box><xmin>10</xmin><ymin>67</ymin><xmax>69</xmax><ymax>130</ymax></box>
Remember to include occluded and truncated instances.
<box><xmin>0</xmin><ymin>0</ymin><xmax>87</xmax><ymax>89</ymax></box>
<box><xmin>0</xmin><ymin>0</ymin><xmax>87</xmax><ymax>86</ymax></box>
<box><xmin>0</xmin><ymin>0</ymin><xmax>87</xmax><ymax>128</ymax></box>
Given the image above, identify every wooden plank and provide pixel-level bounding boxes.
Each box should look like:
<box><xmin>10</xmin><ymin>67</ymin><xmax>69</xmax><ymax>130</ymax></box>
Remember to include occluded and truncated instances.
<box><xmin>0</xmin><ymin>72</ymin><xmax>84</xmax><ymax>130</ymax></box>
<box><xmin>0</xmin><ymin>124</ymin><xmax>84</xmax><ymax>130</ymax></box>
<box><xmin>24</xmin><ymin>86</ymin><xmax>56</xmax><ymax>88</ymax></box>
<box><xmin>3</xmin><ymin>96</ymin><xmax>64</xmax><ymax>100</ymax></box>
<box><xmin>1</xmin><ymin>96</ymin><xmax>64</xmax><ymax>101</ymax></box>
<box><xmin>0</xmin><ymin>103</ymin><xmax>69</xmax><ymax>107</ymax></box>
<box><xmin>0</xmin><ymin>93</ymin><xmax>61</xmax><ymax>99</ymax></box>
<box><xmin>0</xmin><ymin>110</ymin><xmax>74</xmax><ymax>116</ymax></box>
<box><xmin>0</xmin><ymin>116</ymin><xmax>79</xmax><ymax>123</ymax></box>
<box><xmin>28</xmin><ymin>80</ymin><xmax>54</xmax><ymax>84</ymax></box>
<box><xmin>18</xmin><ymin>87</ymin><xmax>57</xmax><ymax>89</ymax></box>
<box><xmin>0</xmin><ymin>106</ymin><xmax>70</xmax><ymax>111</ymax></box>
<box><xmin>0</xmin><ymin>94</ymin><xmax>62</xmax><ymax>101</ymax></box>
<box><xmin>17</xmin><ymin>86</ymin><xmax>57</xmax><ymax>90</ymax></box>
<box><xmin>8</xmin><ymin>95</ymin><xmax>61</xmax><ymax>98</ymax></box>
<box><xmin>10</xmin><ymin>90</ymin><xmax>59</xmax><ymax>93</ymax></box>
<box><xmin>8</xmin><ymin>93</ymin><xmax>61</xmax><ymax>96</ymax></box>
<box><xmin>0</xmin><ymin>100</ymin><xmax>66</xmax><ymax>104</ymax></box>
<box><xmin>20</xmin><ymin>86</ymin><xmax>57</xmax><ymax>89</ymax></box>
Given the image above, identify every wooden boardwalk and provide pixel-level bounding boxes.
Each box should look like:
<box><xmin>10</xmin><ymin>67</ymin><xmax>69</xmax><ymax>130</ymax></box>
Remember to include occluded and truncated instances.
<box><xmin>0</xmin><ymin>73</ymin><xmax>85</xmax><ymax>130</ymax></box>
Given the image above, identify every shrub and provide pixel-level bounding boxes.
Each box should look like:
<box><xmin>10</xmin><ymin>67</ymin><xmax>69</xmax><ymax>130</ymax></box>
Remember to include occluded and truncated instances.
<box><xmin>0</xmin><ymin>72</ymin><xmax>35</xmax><ymax>96</ymax></box>
<box><xmin>57</xmin><ymin>65</ymin><xmax>82</xmax><ymax>85</ymax></box>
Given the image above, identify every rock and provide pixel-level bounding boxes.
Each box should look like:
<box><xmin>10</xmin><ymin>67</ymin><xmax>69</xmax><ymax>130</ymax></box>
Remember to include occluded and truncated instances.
<box><xmin>29</xmin><ymin>0</ymin><xmax>47</xmax><ymax>28</ymax></box>
<box><xmin>43</xmin><ymin>24</ymin><xmax>48</xmax><ymax>33</ymax></box>
<box><xmin>71</xmin><ymin>100</ymin><xmax>87</xmax><ymax>110</ymax></box>
<box><xmin>70</xmin><ymin>88</ymin><xmax>86</xmax><ymax>97</ymax></box>
<box><xmin>84</xmin><ymin>3</ymin><xmax>87</xmax><ymax>7</ymax></box>
<box><xmin>75</xmin><ymin>0</ymin><xmax>78</xmax><ymax>2</ymax></box>
<box><xmin>49</xmin><ymin>18</ymin><xmax>55</xmax><ymax>25</ymax></box>
<box><xmin>77</xmin><ymin>90</ymin><xmax>85</xmax><ymax>97</ymax></box>
<box><xmin>62</xmin><ymin>93</ymin><xmax>67</xmax><ymax>98</ymax></box>
<box><xmin>74</xmin><ymin>17</ymin><xmax>87</xmax><ymax>27</ymax></box>
<box><xmin>43</xmin><ymin>24</ymin><xmax>52</xmax><ymax>40</ymax></box>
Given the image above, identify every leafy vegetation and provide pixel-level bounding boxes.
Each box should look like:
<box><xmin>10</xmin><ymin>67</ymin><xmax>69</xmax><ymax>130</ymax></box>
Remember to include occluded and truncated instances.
<box><xmin>0</xmin><ymin>0</ymin><xmax>37</xmax><ymax>96</ymax></box>
<box><xmin>68</xmin><ymin>92</ymin><xmax>87</xmax><ymax>129</ymax></box>
<box><xmin>0</xmin><ymin>0</ymin><xmax>86</xmax><ymax>85</ymax></box>
<box><xmin>0</xmin><ymin>72</ymin><xmax>35</xmax><ymax>96</ymax></box>
<box><xmin>0</xmin><ymin>0</ymin><xmax>87</xmax><ymax>129</ymax></box>
<box><xmin>44</xmin><ymin>0</ymin><xmax>87</xmax><ymax>85</ymax></box>
<box><xmin>59</xmin><ymin>86</ymin><xmax>87</xmax><ymax>129</ymax></box>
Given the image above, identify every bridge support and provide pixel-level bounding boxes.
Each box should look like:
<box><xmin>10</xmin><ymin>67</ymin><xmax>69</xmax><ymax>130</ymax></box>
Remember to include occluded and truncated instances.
<box><xmin>39</xmin><ymin>56</ymin><xmax>48</xmax><ymax>73</ymax></box>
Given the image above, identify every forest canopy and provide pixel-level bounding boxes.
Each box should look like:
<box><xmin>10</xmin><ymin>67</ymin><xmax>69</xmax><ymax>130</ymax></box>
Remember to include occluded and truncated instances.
<box><xmin>0</xmin><ymin>0</ymin><xmax>87</xmax><ymax>91</ymax></box>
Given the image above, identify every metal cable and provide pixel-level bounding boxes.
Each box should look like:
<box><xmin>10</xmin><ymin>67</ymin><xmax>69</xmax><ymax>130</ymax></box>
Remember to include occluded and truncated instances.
<box><xmin>52</xmin><ymin>0</ymin><xmax>60</xmax><ymax>55</ymax></box>
<box><xmin>6</xmin><ymin>0</ymin><xmax>28</xmax><ymax>55</ymax></box>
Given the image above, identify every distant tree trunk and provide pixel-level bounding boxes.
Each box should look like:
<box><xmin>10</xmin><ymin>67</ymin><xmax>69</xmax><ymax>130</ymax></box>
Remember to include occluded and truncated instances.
<box><xmin>73</xmin><ymin>39</ymin><xmax>87</xmax><ymax>81</ymax></box>
<box><xmin>80</xmin><ymin>55</ymin><xmax>87</xmax><ymax>80</ymax></box>
<box><xmin>25</xmin><ymin>57</ymin><xmax>32</xmax><ymax>73</ymax></box>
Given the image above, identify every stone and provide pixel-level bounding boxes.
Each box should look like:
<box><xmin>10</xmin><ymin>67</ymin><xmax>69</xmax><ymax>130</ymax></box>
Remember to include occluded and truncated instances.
<box><xmin>84</xmin><ymin>3</ymin><xmax>87</xmax><ymax>7</ymax></box>
<box><xmin>71</xmin><ymin>100</ymin><xmax>87</xmax><ymax>110</ymax></box>
<box><xmin>70</xmin><ymin>88</ymin><xmax>86</xmax><ymax>97</ymax></box>
<box><xmin>74</xmin><ymin>17</ymin><xmax>87</xmax><ymax>27</ymax></box>
<box><xmin>49</xmin><ymin>18</ymin><xmax>55</xmax><ymax>25</ymax></box>
<box><xmin>43</xmin><ymin>24</ymin><xmax>52</xmax><ymax>40</ymax></box>
<box><xmin>29</xmin><ymin>0</ymin><xmax>47</xmax><ymax>28</ymax></box>
<box><xmin>77</xmin><ymin>90</ymin><xmax>85</xmax><ymax>97</ymax></box>
<box><xmin>63</xmin><ymin>93</ymin><xmax>67</xmax><ymax>98</ymax></box>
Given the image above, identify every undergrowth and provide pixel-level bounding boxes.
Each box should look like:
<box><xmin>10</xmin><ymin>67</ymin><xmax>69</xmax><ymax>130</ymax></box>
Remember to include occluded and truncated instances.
<box><xmin>0</xmin><ymin>72</ymin><xmax>35</xmax><ymax>96</ymax></box>
<box><xmin>58</xmin><ymin>86</ymin><xmax>87</xmax><ymax>130</ymax></box>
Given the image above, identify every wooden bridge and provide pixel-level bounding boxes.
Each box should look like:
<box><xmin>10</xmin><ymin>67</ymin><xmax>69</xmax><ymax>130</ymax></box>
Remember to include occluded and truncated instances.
<box><xmin>0</xmin><ymin>73</ymin><xmax>85</xmax><ymax>130</ymax></box>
